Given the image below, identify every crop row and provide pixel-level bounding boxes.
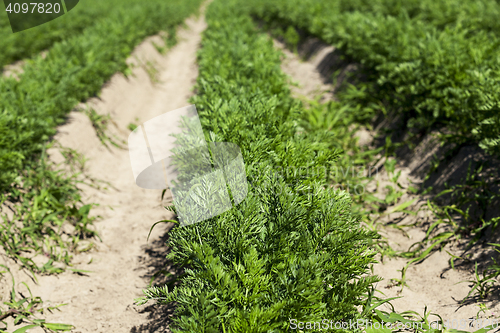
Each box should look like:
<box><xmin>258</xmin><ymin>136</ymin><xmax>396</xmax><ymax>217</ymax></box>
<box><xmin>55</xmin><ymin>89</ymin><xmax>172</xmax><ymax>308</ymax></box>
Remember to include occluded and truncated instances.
<box><xmin>0</xmin><ymin>0</ymin><xmax>202</xmax><ymax>192</ymax></box>
<box><xmin>248</xmin><ymin>0</ymin><xmax>500</xmax><ymax>156</ymax></box>
<box><xmin>0</xmin><ymin>1</ymin><xmax>202</xmax><ymax>330</ymax></box>
<box><xmin>137</xmin><ymin>0</ymin><xmax>380</xmax><ymax>331</ymax></box>
<box><xmin>0</xmin><ymin>0</ymin><xmax>154</xmax><ymax>69</ymax></box>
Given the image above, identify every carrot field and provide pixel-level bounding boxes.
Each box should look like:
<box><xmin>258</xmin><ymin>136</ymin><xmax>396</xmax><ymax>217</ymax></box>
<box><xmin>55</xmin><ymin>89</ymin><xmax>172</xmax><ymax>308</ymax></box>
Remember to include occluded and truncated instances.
<box><xmin>0</xmin><ymin>0</ymin><xmax>499</xmax><ymax>332</ymax></box>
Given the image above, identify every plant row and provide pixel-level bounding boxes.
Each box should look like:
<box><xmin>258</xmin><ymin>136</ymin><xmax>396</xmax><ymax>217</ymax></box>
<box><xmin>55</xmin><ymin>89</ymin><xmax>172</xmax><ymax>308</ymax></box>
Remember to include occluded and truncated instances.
<box><xmin>247</xmin><ymin>0</ymin><xmax>500</xmax><ymax>156</ymax></box>
<box><xmin>0</xmin><ymin>0</ymin><xmax>202</xmax><ymax>273</ymax></box>
<box><xmin>246</xmin><ymin>0</ymin><xmax>500</xmax><ymax>303</ymax></box>
<box><xmin>0</xmin><ymin>0</ymin><xmax>160</xmax><ymax>70</ymax></box>
<box><xmin>137</xmin><ymin>0</ymin><xmax>383</xmax><ymax>331</ymax></box>
<box><xmin>0</xmin><ymin>0</ymin><xmax>202</xmax><ymax>191</ymax></box>
<box><xmin>0</xmin><ymin>1</ymin><xmax>201</xmax><ymax>330</ymax></box>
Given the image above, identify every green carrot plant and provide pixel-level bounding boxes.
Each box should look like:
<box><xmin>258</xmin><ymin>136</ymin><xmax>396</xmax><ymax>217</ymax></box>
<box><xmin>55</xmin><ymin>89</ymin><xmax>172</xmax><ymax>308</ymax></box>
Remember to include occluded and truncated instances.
<box><xmin>248</xmin><ymin>0</ymin><xmax>500</xmax><ymax>303</ymax></box>
<box><xmin>136</xmin><ymin>0</ymin><xmax>385</xmax><ymax>331</ymax></box>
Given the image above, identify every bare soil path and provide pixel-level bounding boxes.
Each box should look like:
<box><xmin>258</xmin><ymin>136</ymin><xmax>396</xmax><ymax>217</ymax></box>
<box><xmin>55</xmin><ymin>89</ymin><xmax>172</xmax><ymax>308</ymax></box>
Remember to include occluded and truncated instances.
<box><xmin>1</xmin><ymin>10</ymin><xmax>206</xmax><ymax>333</ymax></box>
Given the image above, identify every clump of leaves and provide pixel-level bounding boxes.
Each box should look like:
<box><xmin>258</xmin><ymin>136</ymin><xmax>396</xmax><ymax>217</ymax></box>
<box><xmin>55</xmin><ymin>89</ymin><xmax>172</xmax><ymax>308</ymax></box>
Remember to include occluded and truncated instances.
<box><xmin>0</xmin><ymin>265</ymin><xmax>74</xmax><ymax>332</ymax></box>
<box><xmin>0</xmin><ymin>148</ymin><xmax>99</xmax><ymax>276</ymax></box>
<box><xmin>84</xmin><ymin>108</ymin><xmax>126</xmax><ymax>149</ymax></box>
<box><xmin>127</xmin><ymin>117</ymin><xmax>140</xmax><ymax>132</ymax></box>
<box><xmin>460</xmin><ymin>243</ymin><xmax>500</xmax><ymax>302</ymax></box>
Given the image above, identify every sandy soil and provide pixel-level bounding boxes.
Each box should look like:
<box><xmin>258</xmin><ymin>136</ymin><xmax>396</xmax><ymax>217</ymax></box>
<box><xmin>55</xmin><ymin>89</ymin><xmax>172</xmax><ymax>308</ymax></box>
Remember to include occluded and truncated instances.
<box><xmin>0</xmin><ymin>10</ymin><xmax>206</xmax><ymax>333</ymax></box>
<box><xmin>275</xmin><ymin>37</ymin><xmax>500</xmax><ymax>327</ymax></box>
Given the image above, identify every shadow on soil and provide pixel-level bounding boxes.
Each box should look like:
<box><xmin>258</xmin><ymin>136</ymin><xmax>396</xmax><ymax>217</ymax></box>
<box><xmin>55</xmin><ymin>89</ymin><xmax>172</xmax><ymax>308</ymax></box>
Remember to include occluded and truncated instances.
<box><xmin>130</xmin><ymin>222</ymin><xmax>184</xmax><ymax>333</ymax></box>
<box><xmin>273</xmin><ymin>26</ymin><xmax>500</xmax><ymax>307</ymax></box>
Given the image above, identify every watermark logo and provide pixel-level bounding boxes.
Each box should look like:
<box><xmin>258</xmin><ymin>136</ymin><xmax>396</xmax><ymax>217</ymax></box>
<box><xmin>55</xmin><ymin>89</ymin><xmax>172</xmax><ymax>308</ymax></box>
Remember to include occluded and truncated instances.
<box><xmin>289</xmin><ymin>318</ymin><xmax>500</xmax><ymax>332</ymax></box>
<box><xmin>128</xmin><ymin>105</ymin><xmax>248</xmax><ymax>227</ymax></box>
<box><xmin>3</xmin><ymin>0</ymin><xmax>79</xmax><ymax>33</ymax></box>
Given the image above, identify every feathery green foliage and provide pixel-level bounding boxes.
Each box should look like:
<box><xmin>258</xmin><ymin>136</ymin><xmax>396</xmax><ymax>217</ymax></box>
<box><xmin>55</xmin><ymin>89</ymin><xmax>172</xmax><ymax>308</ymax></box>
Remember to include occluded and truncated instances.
<box><xmin>137</xmin><ymin>0</ymin><xmax>381</xmax><ymax>331</ymax></box>
<box><xmin>0</xmin><ymin>0</ymin><xmax>171</xmax><ymax>70</ymax></box>
<box><xmin>0</xmin><ymin>0</ymin><xmax>202</xmax><ymax>192</ymax></box>
<box><xmin>247</xmin><ymin>0</ymin><xmax>500</xmax><ymax>300</ymax></box>
<box><xmin>247</xmin><ymin>0</ymin><xmax>500</xmax><ymax>156</ymax></box>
